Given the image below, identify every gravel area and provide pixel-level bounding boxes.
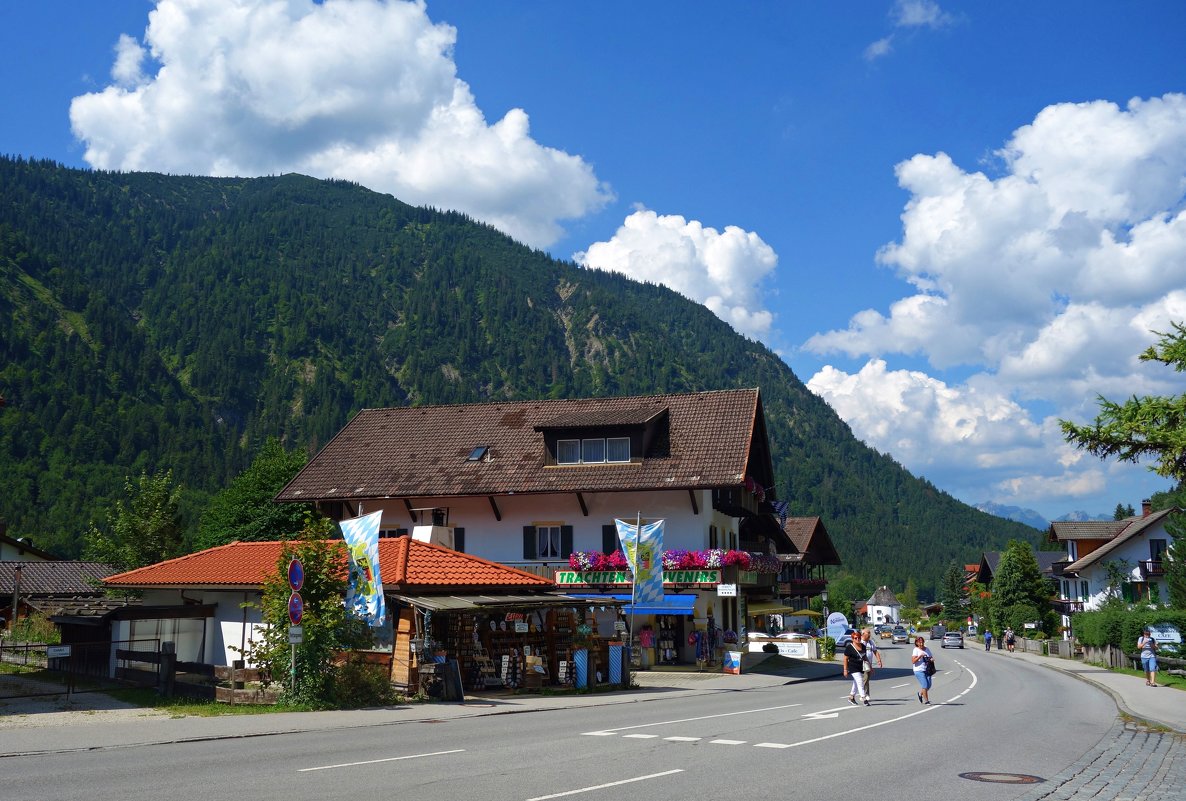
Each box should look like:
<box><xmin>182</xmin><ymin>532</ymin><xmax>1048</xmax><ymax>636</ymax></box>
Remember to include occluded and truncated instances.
<box><xmin>0</xmin><ymin>677</ymin><xmax>171</xmax><ymax>729</ymax></box>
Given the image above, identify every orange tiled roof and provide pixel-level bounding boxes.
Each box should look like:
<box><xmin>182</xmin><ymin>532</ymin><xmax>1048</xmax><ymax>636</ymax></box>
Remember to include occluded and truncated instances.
<box><xmin>104</xmin><ymin>538</ymin><xmax>553</xmax><ymax>591</ymax></box>
<box><xmin>275</xmin><ymin>388</ymin><xmax>765</xmax><ymax>502</ymax></box>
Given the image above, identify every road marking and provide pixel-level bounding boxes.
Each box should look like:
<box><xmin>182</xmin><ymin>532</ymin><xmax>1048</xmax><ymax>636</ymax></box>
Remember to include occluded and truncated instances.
<box><xmin>709</xmin><ymin>739</ymin><xmax>747</xmax><ymax>745</ymax></box>
<box><xmin>755</xmin><ymin>742</ymin><xmax>794</xmax><ymax>748</ymax></box>
<box><xmin>580</xmin><ymin>702</ymin><xmax>801</xmax><ymax>736</ymax></box>
<box><xmin>299</xmin><ymin>749</ymin><xmax>464</xmax><ymax>772</ymax></box>
<box><xmin>622</xmin><ymin>734</ymin><xmax>658</xmax><ymax>739</ymax></box>
<box><xmin>663</xmin><ymin>736</ymin><xmax>701</xmax><ymax>742</ymax></box>
<box><xmin>890</xmin><ymin>682</ymin><xmax>911</xmax><ymax>688</ymax></box>
<box><xmin>525</xmin><ymin>769</ymin><xmax>683</xmax><ymax>800</ymax></box>
<box><xmin>801</xmin><ymin>711</ymin><xmax>840</xmax><ymax>720</ymax></box>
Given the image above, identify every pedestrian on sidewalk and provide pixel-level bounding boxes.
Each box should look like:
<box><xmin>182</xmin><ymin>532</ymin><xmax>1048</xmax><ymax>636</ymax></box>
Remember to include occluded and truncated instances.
<box><xmin>1138</xmin><ymin>627</ymin><xmax>1159</xmax><ymax>687</ymax></box>
<box><xmin>1005</xmin><ymin>627</ymin><xmax>1016</xmax><ymax>652</ymax></box>
<box><xmin>843</xmin><ymin>633</ymin><xmax>870</xmax><ymax>706</ymax></box>
<box><xmin>984</xmin><ymin>630</ymin><xmax>992</xmax><ymax>651</ymax></box>
<box><xmin>912</xmin><ymin>636</ymin><xmax>935</xmax><ymax>705</ymax></box>
<box><xmin>860</xmin><ymin>629</ymin><xmax>883</xmax><ymax>699</ymax></box>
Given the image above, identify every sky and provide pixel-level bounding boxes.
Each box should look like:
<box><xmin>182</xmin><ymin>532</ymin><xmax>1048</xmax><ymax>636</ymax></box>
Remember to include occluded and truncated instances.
<box><xmin>2</xmin><ymin>0</ymin><xmax>1185</xmax><ymax>521</ymax></box>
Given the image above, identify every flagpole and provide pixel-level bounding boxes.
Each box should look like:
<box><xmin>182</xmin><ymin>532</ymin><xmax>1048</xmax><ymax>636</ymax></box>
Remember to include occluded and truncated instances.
<box><xmin>630</xmin><ymin>512</ymin><xmax>640</xmax><ymax>673</ymax></box>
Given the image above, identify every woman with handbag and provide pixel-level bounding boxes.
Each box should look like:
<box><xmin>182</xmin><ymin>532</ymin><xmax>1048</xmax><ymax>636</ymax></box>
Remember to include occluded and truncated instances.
<box><xmin>911</xmin><ymin>636</ymin><xmax>935</xmax><ymax>705</ymax></box>
<box><xmin>843</xmin><ymin>633</ymin><xmax>870</xmax><ymax>706</ymax></box>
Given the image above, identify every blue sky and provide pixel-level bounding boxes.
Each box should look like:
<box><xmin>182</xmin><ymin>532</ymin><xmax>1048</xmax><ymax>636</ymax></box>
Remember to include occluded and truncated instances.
<box><xmin>2</xmin><ymin>1</ymin><xmax>1184</xmax><ymax>520</ymax></box>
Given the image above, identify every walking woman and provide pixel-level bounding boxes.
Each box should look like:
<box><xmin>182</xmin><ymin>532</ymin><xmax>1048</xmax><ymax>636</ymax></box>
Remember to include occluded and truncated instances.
<box><xmin>844</xmin><ymin>632</ymin><xmax>870</xmax><ymax>706</ymax></box>
<box><xmin>911</xmin><ymin>635</ymin><xmax>935</xmax><ymax>705</ymax></box>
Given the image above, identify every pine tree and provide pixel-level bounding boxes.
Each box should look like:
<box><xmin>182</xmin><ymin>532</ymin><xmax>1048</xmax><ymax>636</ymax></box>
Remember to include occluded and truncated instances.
<box><xmin>989</xmin><ymin>540</ymin><xmax>1057</xmax><ymax>635</ymax></box>
<box><xmin>938</xmin><ymin>561</ymin><xmax>966</xmax><ymax>621</ymax></box>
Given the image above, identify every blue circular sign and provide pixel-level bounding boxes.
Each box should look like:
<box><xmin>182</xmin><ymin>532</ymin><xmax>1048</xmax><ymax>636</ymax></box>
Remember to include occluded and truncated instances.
<box><xmin>287</xmin><ymin>558</ymin><xmax>304</xmax><ymax>592</ymax></box>
<box><xmin>288</xmin><ymin>592</ymin><xmax>304</xmax><ymax>625</ymax></box>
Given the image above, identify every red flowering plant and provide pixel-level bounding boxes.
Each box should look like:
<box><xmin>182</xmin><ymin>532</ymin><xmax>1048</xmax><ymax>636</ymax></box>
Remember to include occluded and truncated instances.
<box><xmin>568</xmin><ymin>550</ymin><xmax>629</xmax><ymax>571</ymax></box>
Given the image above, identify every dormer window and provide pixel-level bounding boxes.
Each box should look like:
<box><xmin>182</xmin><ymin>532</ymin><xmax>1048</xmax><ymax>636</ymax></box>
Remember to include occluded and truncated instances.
<box><xmin>467</xmin><ymin>445</ymin><xmax>489</xmax><ymax>461</ymax></box>
<box><xmin>557</xmin><ymin>436</ymin><xmax>632</xmax><ymax>464</ymax></box>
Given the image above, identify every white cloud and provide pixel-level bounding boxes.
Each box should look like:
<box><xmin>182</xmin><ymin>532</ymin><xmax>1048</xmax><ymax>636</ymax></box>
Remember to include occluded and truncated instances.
<box><xmin>573</xmin><ymin>209</ymin><xmax>778</xmax><ymax>342</ymax></box>
<box><xmin>68</xmin><ymin>0</ymin><xmax>611</xmax><ymax>249</ymax></box>
<box><xmin>865</xmin><ymin>0</ymin><xmax>952</xmax><ymax>61</ymax></box>
<box><xmin>806</xmin><ymin>94</ymin><xmax>1186</xmax><ymax>513</ymax></box>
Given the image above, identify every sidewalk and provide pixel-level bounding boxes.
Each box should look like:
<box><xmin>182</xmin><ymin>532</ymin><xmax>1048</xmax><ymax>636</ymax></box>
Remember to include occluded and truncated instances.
<box><xmin>1</xmin><ymin>650</ymin><xmax>1181</xmax><ymax>758</ymax></box>
<box><xmin>1003</xmin><ymin>648</ymin><xmax>1186</xmax><ymax>733</ymax></box>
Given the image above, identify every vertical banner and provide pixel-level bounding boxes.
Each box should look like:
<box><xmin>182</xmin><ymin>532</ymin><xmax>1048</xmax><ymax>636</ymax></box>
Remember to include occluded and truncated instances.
<box><xmin>615</xmin><ymin>518</ymin><xmax>664</xmax><ymax>605</ymax></box>
<box><xmin>340</xmin><ymin>510</ymin><xmax>385</xmax><ymax>626</ymax></box>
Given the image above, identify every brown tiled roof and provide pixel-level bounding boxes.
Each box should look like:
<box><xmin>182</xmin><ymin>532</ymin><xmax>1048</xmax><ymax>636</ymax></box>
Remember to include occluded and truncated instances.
<box><xmin>104</xmin><ymin>538</ymin><xmax>553</xmax><ymax>591</ymax></box>
<box><xmin>276</xmin><ymin>388</ymin><xmax>763</xmax><ymax>502</ymax></box>
<box><xmin>1048</xmin><ymin>520</ymin><xmax>1129</xmax><ymax>541</ymax></box>
<box><xmin>1064</xmin><ymin>508</ymin><xmax>1175</xmax><ymax>574</ymax></box>
<box><xmin>535</xmin><ymin>407</ymin><xmax>667</xmax><ymax>428</ymax></box>
<box><xmin>781</xmin><ymin>517</ymin><xmax>842</xmax><ymax>565</ymax></box>
<box><xmin>0</xmin><ymin>561</ymin><xmax>115</xmax><ymax>595</ymax></box>
<box><xmin>867</xmin><ymin>586</ymin><xmax>901</xmax><ymax>606</ymax></box>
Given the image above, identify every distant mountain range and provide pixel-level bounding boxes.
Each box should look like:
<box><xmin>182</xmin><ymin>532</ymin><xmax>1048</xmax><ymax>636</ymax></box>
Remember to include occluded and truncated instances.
<box><xmin>974</xmin><ymin>502</ymin><xmax>1111</xmax><ymax>531</ymax></box>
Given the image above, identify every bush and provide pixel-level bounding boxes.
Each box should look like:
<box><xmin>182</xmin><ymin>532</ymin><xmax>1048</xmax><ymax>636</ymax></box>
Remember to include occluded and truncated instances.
<box><xmin>9</xmin><ymin>613</ymin><xmax>60</xmax><ymax>644</ymax></box>
<box><xmin>1073</xmin><ymin>609</ymin><xmax>1186</xmax><ymax>651</ymax></box>
<box><xmin>329</xmin><ymin>657</ymin><xmax>400</xmax><ymax>708</ymax></box>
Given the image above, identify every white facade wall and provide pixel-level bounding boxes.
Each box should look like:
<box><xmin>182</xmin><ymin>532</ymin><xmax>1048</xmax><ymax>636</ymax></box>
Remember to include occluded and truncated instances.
<box><xmin>113</xmin><ymin>589</ymin><xmax>266</xmax><ymax>667</ymax></box>
<box><xmin>1069</xmin><ymin>524</ymin><xmax>1170</xmax><ymax>612</ymax></box>
<box><xmin>867</xmin><ymin>605</ymin><xmax>899</xmax><ymax>625</ymax></box>
<box><xmin>357</xmin><ymin>488</ymin><xmax>737</xmax><ymax>565</ymax></box>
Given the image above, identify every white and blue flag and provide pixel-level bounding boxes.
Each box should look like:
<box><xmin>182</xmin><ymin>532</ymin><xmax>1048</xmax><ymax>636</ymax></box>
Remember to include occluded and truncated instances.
<box><xmin>615</xmin><ymin>518</ymin><xmax>664</xmax><ymax>606</ymax></box>
<box><xmin>340</xmin><ymin>510</ymin><xmax>385</xmax><ymax>626</ymax></box>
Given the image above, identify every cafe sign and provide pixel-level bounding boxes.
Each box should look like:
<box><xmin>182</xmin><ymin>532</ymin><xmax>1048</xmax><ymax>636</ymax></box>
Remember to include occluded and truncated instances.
<box><xmin>555</xmin><ymin>569</ymin><xmax>722</xmax><ymax>587</ymax></box>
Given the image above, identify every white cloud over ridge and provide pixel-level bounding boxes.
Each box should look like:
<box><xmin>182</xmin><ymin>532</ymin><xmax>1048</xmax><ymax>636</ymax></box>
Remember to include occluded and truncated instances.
<box><xmin>573</xmin><ymin>209</ymin><xmax>778</xmax><ymax>342</ymax></box>
<box><xmin>69</xmin><ymin>0</ymin><xmax>611</xmax><ymax>249</ymax></box>
<box><xmin>806</xmin><ymin>94</ymin><xmax>1186</xmax><ymax>511</ymax></box>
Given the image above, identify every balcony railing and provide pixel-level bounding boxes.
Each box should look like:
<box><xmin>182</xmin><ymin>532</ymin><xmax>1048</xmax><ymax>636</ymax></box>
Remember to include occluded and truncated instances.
<box><xmin>1139</xmin><ymin>559</ymin><xmax>1165</xmax><ymax>578</ymax></box>
<box><xmin>778</xmin><ymin>578</ymin><xmax>826</xmax><ymax>596</ymax></box>
<box><xmin>1051</xmin><ymin>598</ymin><xmax>1085</xmax><ymax>614</ymax></box>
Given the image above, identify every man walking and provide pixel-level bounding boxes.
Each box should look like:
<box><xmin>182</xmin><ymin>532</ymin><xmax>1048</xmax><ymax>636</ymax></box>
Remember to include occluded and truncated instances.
<box><xmin>984</xmin><ymin>629</ymin><xmax>992</xmax><ymax>651</ymax></box>
<box><xmin>1138</xmin><ymin>627</ymin><xmax>1159</xmax><ymax>687</ymax></box>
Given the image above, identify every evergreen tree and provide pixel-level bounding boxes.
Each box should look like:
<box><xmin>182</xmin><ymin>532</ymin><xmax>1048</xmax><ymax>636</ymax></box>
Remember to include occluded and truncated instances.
<box><xmin>1166</xmin><ymin>522</ymin><xmax>1186</xmax><ymax>610</ymax></box>
<box><xmin>1113</xmin><ymin>503</ymin><xmax>1135</xmax><ymax>520</ymax></box>
<box><xmin>195</xmin><ymin>437</ymin><xmax>313</xmax><ymax>550</ymax></box>
<box><xmin>83</xmin><ymin>470</ymin><xmax>184</xmax><ymax>571</ymax></box>
<box><xmin>989</xmin><ymin>540</ymin><xmax>1056</xmax><ymax>635</ymax></box>
<box><xmin>938</xmin><ymin>561</ymin><xmax>966</xmax><ymax>620</ymax></box>
<box><xmin>1062</xmin><ymin>322</ymin><xmax>1186</xmax><ymax>482</ymax></box>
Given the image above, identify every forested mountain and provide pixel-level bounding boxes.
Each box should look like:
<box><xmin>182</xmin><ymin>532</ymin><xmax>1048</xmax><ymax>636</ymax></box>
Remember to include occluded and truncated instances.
<box><xmin>0</xmin><ymin>156</ymin><xmax>1041</xmax><ymax>597</ymax></box>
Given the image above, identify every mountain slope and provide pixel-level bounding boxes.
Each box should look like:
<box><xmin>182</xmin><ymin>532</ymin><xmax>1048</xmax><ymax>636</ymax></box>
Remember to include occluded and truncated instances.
<box><xmin>0</xmin><ymin>157</ymin><xmax>1041</xmax><ymax>596</ymax></box>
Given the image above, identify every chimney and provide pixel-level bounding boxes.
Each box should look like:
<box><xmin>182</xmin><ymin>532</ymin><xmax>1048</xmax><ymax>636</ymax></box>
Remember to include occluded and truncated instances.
<box><xmin>1142</xmin><ymin>499</ymin><xmax>1151</xmax><ymax>518</ymax></box>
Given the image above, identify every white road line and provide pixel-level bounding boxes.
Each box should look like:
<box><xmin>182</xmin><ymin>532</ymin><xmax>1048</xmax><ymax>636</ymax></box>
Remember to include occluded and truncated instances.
<box><xmin>622</xmin><ymin>734</ymin><xmax>659</xmax><ymax>739</ymax></box>
<box><xmin>525</xmin><ymin>769</ymin><xmax>684</xmax><ymax>800</ymax></box>
<box><xmin>298</xmin><ymin>749</ymin><xmax>464</xmax><ymax>772</ymax></box>
<box><xmin>579</xmin><ymin>702</ymin><xmax>802</xmax><ymax>736</ymax></box>
<box><xmin>663</xmin><ymin>736</ymin><xmax>701</xmax><ymax>742</ymax></box>
<box><xmin>709</xmin><ymin>739</ymin><xmax>747</xmax><ymax>745</ymax></box>
<box><xmin>890</xmin><ymin>682</ymin><xmax>911</xmax><ymax>688</ymax></box>
<box><xmin>755</xmin><ymin>742</ymin><xmax>794</xmax><ymax>749</ymax></box>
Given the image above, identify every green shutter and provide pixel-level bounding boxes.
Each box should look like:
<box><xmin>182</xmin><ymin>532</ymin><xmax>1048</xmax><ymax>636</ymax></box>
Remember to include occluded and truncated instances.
<box><xmin>523</xmin><ymin>526</ymin><xmax>537</xmax><ymax>559</ymax></box>
<box><xmin>561</xmin><ymin>525</ymin><xmax>574</xmax><ymax>558</ymax></box>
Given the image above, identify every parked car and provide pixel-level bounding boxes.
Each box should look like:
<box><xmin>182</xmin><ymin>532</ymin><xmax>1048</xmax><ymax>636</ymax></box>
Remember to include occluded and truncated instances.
<box><xmin>834</xmin><ymin>628</ymin><xmax>857</xmax><ymax>648</ymax></box>
<box><xmin>891</xmin><ymin>626</ymin><xmax>909</xmax><ymax>643</ymax></box>
<box><xmin>942</xmin><ymin>631</ymin><xmax>964</xmax><ymax>649</ymax></box>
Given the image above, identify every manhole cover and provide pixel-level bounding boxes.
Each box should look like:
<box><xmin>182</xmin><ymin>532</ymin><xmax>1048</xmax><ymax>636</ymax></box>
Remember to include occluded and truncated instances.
<box><xmin>959</xmin><ymin>772</ymin><xmax>1044</xmax><ymax>785</ymax></box>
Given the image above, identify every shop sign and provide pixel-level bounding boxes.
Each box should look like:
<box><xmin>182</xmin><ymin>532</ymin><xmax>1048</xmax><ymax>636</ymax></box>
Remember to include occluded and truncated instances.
<box><xmin>1149</xmin><ymin>623</ymin><xmax>1182</xmax><ymax>644</ymax></box>
<box><xmin>514</xmin><ymin>621</ymin><xmax>529</xmax><ymax>633</ymax></box>
<box><xmin>504</xmin><ymin>612</ymin><xmax>526</xmax><ymax>621</ymax></box>
<box><xmin>554</xmin><ymin>569</ymin><xmax>722</xmax><ymax>587</ymax></box>
<box><xmin>717</xmin><ymin>583</ymin><xmax>738</xmax><ymax>597</ymax></box>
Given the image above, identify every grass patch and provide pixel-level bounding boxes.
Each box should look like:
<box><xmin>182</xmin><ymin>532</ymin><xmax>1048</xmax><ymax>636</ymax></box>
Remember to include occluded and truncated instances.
<box><xmin>1110</xmin><ymin>665</ymin><xmax>1186</xmax><ymax>691</ymax></box>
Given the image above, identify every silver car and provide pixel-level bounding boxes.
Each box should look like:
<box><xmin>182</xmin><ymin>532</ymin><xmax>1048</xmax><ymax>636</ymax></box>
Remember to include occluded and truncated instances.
<box><xmin>941</xmin><ymin>631</ymin><xmax>964</xmax><ymax>649</ymax></box>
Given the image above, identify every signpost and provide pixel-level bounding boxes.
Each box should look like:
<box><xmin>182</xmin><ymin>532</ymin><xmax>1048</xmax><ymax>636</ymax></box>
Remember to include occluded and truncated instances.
<box><xmin>288</xmin><ymin>558</ymin><xmax>304</xmax><ymax>692</ymax></box>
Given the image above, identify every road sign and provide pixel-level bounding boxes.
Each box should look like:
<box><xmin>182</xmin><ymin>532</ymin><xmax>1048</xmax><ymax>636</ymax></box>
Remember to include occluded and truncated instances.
<box><xmin>288</xmin><ymin>625</ymin><xmax>304</xmax><ymax>644</ymax></box>
<box><xmin>47</xmin><ymin>645</ymin><xmax>72</xmax><ymax>659</ymax></box>
<box><xmin>288</xmin><ymin>592</ymin><xmax>304</xmax><ymax>625</ymax></box>
<box><xmin>288</xmin><ymin>558</ymin><xmax>304</xmax><ymax>592</ymax></box>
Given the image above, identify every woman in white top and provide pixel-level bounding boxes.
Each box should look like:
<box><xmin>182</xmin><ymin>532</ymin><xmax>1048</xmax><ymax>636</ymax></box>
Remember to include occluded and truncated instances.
<box><xmin>911</xmin><ymin>636</ymin><xmax>935</xmax><ymax>705</ymax></box>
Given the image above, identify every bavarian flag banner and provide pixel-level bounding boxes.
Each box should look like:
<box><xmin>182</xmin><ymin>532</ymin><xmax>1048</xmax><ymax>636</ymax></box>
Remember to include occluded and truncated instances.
<box><xmin>340</xmin><ymin>510</ymin><xmax>385</xmax><ymax>626</ymax></box>
<box><xmin>615</xmin><ymin>518</ymin><xmax>665</xmax><ymax>606</ymax></box>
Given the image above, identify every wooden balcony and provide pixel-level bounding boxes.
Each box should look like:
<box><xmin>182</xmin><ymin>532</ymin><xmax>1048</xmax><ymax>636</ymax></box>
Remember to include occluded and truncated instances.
<box><xmin>1051</xmin><ymin>598</ymin><xmax>1085</xmax><ymax>614</ymax></box>
<box><xmin>778</xmin><ymin>578</ymin><xmax>826</xmax><ymax>596</ymax></box>
<box><xmin>1139</xmin><ymin>560</ymin><xmax>1165</xmax><ymax>578</ymax></box>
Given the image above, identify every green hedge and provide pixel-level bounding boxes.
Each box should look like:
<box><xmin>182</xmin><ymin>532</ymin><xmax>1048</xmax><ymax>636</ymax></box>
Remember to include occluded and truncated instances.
<box><xmin>1073</xmin><ymin>609</ymin><xmax>1186</xmax><ymax>654</ymax></box>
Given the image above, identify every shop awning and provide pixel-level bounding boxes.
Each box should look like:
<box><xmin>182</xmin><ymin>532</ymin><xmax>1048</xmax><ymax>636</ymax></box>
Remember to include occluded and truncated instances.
<box><xmin>746</xmin><ymin>601</ymin><xmax>799</xmax><ymax>615</ymax></box>
<box><xmin>570</xmin><ymin>593</ymin><xmax>698</xmax><ymax>616</ymax></box>
<box><xmin>388</xmin><ymin>592</ymin><xmax>615</xmax><ymax>613</ymax></box>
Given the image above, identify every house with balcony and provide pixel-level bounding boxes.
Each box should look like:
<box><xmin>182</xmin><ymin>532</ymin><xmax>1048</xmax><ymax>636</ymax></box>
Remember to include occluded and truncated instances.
<box><xmin>275</xmin><ymin>388</ymin><xmax>795</xmax><ymax>666</ymax></box>
<box><xmin>1048</xmin><ymin>500</ymin><xmax>1177</xmax><ymax>633</ymax></box>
